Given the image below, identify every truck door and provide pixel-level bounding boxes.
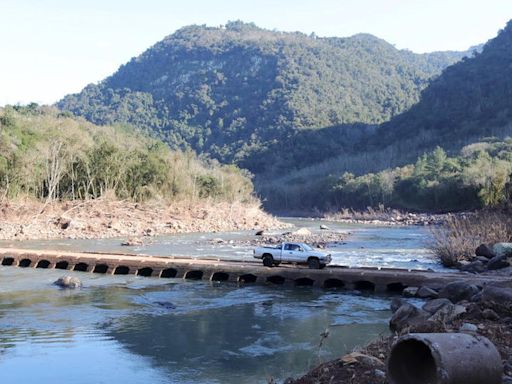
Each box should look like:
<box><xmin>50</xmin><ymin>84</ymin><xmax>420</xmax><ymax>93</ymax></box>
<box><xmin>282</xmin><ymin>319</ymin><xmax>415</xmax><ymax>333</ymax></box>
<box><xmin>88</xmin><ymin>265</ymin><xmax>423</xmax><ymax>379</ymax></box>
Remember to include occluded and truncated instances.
<box><xmin>284</xmin><ymin>243</ymin><xmax>301</xmax><ymax>262</ymax></box>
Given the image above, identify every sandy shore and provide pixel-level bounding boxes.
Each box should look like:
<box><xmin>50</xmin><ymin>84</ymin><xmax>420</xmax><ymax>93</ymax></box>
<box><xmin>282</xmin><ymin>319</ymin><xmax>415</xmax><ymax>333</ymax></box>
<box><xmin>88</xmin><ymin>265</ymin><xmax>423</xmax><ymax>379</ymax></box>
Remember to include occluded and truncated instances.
<box><xmin>0</xmin><ymin>198</ymin><xmax>287</xmax><ymax>241</ymax></box>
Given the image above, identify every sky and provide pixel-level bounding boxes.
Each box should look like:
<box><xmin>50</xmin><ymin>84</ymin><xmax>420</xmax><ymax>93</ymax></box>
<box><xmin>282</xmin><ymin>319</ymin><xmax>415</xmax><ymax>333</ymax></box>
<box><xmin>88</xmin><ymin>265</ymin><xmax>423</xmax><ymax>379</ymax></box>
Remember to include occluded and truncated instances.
<box><xmin>1</xmin><ymin>0</ymin><xmax>511</xmax><ymax>106</ymax></box>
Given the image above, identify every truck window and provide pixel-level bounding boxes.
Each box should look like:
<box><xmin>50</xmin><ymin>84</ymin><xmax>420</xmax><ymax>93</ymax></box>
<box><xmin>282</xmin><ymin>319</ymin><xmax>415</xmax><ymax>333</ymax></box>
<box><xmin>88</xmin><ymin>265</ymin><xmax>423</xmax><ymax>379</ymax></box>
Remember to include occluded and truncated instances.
<box><xmin>284</xmin><ymin>244</ymin><xmax>292</xmax><ymax>251</ymax></box>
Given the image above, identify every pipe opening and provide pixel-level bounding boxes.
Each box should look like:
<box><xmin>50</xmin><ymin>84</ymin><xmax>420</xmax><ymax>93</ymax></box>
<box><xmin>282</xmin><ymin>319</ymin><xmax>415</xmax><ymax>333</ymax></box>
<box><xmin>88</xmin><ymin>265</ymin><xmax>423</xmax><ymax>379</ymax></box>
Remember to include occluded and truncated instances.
<box><xmin>388</xmin><ymin>339</ymin><xmax>437</xmax><ymax>384</ymax></box>
<box><xmin>36</xmin><ymin>260</ymin><xmax>51</xmax><ymax>269</ymax></box>
<box><xmin>93</xmin><ymin>264</ymin><xmax>109</xmax><ymax>274</ymax></box>
<box><xmin>266</xmin><ymin>275</ymin><xmax>285</xmax><ymax>285</ymax></box>
<box><xmin>185</xmin><ymin>270</ymin><xmax>203</xmax><ymax>280</ymax></box>
<box><xmin>354</xmin><ymin>280</ymin><xmax>375</xmax><ymax>291</ymax></box>
<box><xmin>114</xmin><ymin>266</ymin><xmax>130</xmax><ymax>275</ymax></box>
<box><xmin>137</xmin><ymin>267</ymin><xmax>153</xmax><ymax>277</ymax></box>
<box><xmin>160</xmin><ymin>268</ymin><xmax>177</xmax><ymax>278</ymax></box>
<box><xmin>19</xmin><ymin>259</ymin><xmax>32</xmax><ymax>268</ymax></box>
<box><xmin>55</xmin><ymin>261</ymin><xmax>69</xmax><ymax>270</ymax></box>
<box><xmin>387</xmin><ymin>282</ymin><xmax>407</xmax><ymax>293</ymax></box>
<box><xmin>324</xmin><ymin>279</ymin><xmax>345</xmax><ymax>289</ymax></box>
<box><xmin>2</xmin><ymin>257</ymin><xmax>14</xmax><ymax>266</ymax></box>
<box><xmin>295</xmin><ymin>277</ymin><xmax>314</xmax><ymax>286</ymax></box>
<box><xmin>211</xmin><ymin>272</ymin><xmax>229</xmax><ymax>281</ymax></box>
<box><xmin>238</xmin><ymin>274</ymin><xmax>257</xmax><ymax>283</ymax></box>
<box><xmin>73</xmin><ymin>262</ymin><xmax>88</xmax><ymax>272</ymax></box>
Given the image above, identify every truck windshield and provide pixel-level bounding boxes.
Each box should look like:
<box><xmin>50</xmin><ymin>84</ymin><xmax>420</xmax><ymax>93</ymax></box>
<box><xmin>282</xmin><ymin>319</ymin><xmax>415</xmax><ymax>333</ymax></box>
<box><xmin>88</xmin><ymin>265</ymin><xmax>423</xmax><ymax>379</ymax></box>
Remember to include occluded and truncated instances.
<box><xmin>302</xmin><ymin>244</ymin><xmax>313</xmax><ymax>251</ymax></box>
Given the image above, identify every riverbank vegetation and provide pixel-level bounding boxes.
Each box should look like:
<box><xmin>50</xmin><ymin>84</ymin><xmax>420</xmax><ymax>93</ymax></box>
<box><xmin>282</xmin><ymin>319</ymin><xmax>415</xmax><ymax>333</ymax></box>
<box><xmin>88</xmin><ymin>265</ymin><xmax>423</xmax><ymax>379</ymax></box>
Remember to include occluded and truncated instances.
<box><xmin>0</xmin><ymin>105</ymin><xmax>253</xmax><ymax>203</ymax></box>
<box><xmin>430</xmin><ymin>211</ymin><xmax>512</xmax><ymax>267</ymax></box>
<box><xmin>264</xmin><ymin>141</ymin><xmax>512</xmax><ymax>212</ymax></box>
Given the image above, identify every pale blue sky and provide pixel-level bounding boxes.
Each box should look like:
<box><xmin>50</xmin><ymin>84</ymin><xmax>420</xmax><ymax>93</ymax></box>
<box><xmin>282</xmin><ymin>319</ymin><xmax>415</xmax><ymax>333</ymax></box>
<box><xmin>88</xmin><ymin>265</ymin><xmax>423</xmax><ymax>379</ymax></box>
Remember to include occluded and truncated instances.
<box><xmin>1</xmin><ymin>0</ymin><xmax>511</xmax><ymax>106</ymax></box>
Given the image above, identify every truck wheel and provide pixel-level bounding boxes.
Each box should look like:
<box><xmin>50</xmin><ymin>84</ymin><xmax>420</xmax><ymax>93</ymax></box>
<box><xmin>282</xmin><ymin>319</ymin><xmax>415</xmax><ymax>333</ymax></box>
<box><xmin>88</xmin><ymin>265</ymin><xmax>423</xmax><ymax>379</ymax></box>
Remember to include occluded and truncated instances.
<box><xmin>263</xmin><ymin>254</ymin><xmax>274</xmax><ymax>267</ymax></box>
<box><xmin>307</xmin><ymin>257</ymin><xmax>320</xmax><ymax>269</ymax></box>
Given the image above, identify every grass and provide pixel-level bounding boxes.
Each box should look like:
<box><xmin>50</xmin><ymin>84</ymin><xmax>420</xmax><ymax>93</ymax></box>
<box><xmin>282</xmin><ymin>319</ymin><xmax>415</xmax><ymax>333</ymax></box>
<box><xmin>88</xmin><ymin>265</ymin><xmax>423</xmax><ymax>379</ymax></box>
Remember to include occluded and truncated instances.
<box><xmin>429</xmin><ymin>210</ymin><xmax>512</xmax><ymax>267</ymax></box>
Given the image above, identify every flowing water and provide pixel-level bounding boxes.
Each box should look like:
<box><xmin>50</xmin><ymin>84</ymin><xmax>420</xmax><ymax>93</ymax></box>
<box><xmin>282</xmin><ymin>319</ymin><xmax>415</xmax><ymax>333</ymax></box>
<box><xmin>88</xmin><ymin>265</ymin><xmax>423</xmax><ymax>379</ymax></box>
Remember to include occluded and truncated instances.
<box><xmin>0</xmin><ymin>220</ymin><xmax>440</xmax><ymax>383</ymax></box>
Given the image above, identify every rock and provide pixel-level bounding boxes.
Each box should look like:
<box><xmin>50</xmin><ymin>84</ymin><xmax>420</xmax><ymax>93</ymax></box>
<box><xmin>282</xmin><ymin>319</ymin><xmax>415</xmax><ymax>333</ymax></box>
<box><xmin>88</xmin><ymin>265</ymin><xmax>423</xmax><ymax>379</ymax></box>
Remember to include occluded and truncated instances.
<box><xmin>293</xmin><ymin>227</ymin><xmax>312</xmax><ymax>236</ymax></box>
<box><xmin>459</xmin><ymin>323</ymin><xmax>478</xmax><ymax>333</ymax></box>
<box><xmin>155</xmin><ymin>301</ymin><xmax>176</xmax><ymax>310</ymax></box>
<box><xmin>121</xmin><ymin>237</ymin><xmax>143</xmax><ymax>246</ymax></box>
<box><xmin>319</xmin><ymin>224</ymin><xmax>329</xmax><ymax>230</ymax></box>
<box><xmin>438</xmin><ymin>281</ymin><xmax>480</xmax><ymax>303</ymax></box>
<box><xmin>417</xmin><ymin>286</ymin><xmax>438</xmax><ymax>299</ymax></box>
<box><xmin>402</xmin><ymin>287</ymin><xmax>419</xmax><ymax>297</ymax></box>
<box><xmin>340</xmin><ymin>352</ymin><xmax>384</xmax><ymax>368</ymax></box>
<box><xmin>57</xmin><ymin>217</ymin><xmax>71</xmax><ymax>230</ymax></box>
<box><xmin>493</xmin><ymin>242</ymin><xmax>512</xmax><ymax>257</ymax></box>
<box><xmin>460</xmin><ymin>260</ymin><xmax>487</xmax><ymax>274</ymax></box>
<box><xmin>389</xmin><ymin>303</ymin><xmax>428</xmax><ymax>332</ymax></box>
<box><xmin>428</xmin><ymin>303</ymin><xmax>466</xmax><ymax>323</ymax></box>
<box><xmin>212</xmin><ymin>238</ymin><xmax>225</xmax><ymax>244</ymax></box>
<box><xmin>482</xmin><ymin>308</ymin><xmax>500</xmax><ymax>321</ymax></box>
<box><xmin>422</xmin><ymin>298</ymin><xmax>452</xmax><ymax>314</ymax></box>
<box><xmin>481</xmin><ymin>286</ymin><xmax>512</xmax><ymax>309</ymax></box>
<box><xmin>475</xmin><ymin>256</ymin><xmax>490</xmax><ymax>264</ymax></box>
<box><xmin>459</xmin><ymin>322</ymin><xmax>478</xmax><ymax>333</ymax></box>
<box><xmin>54</xmin><ymin>275</ymin><xmax>82</xmax><ymax>289</ymax></box>
<box><xmin>487</xmin><ymin>255</ymin><xmax>510</xmax><ymax>270</ymax></box>
<box><xmin>255</xmin><ymin>230</ymin><xmax>264</xmax><ymax>236</ymax></box>
<box><xmin>390</xmin><ymin>297</ymin><xmax>406</xmax><ymax>313</ymax></box>
<box><xmin>475</xmin><ymin>243</ymin><xmax>496</xmax><ymax>259</ymax></box>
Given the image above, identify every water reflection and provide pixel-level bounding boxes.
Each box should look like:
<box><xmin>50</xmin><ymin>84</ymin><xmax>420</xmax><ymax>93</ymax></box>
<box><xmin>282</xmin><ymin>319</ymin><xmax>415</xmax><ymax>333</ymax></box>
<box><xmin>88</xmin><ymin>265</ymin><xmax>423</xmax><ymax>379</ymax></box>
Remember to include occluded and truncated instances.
<box><xmin>0</xmin><ymin>267</ymin><xmax>391</xmax><ymax>383</ymax></box>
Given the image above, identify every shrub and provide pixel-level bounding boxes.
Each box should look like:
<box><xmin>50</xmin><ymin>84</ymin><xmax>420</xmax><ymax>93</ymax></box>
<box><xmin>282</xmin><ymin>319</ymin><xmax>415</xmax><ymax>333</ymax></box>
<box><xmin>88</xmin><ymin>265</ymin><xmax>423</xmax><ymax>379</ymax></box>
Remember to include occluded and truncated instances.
<box><xmin>429</xmin><ymin>211</ymin><xmax>512</xmax><ymax>267</ymax></box>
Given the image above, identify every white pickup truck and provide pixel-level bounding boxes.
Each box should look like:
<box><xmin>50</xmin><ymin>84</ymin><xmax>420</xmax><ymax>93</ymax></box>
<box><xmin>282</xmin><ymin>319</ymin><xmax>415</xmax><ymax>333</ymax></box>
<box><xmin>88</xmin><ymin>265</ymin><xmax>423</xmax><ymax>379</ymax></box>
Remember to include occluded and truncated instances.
<box><xmin>253</xmin><ymin>242</ymin><xmax>331</xmax><ymax>269</ymax></box>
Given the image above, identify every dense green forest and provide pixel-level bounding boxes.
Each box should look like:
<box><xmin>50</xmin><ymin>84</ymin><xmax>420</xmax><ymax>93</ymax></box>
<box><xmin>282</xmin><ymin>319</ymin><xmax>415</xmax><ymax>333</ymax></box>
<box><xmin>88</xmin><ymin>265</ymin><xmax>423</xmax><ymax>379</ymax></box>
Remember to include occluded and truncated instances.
<box><xmin>58</xmin><ymin>21</ymin><xmax>469</xmax><ymax>167</ymax></box>
<box><xmin>262</xmin><ymin>141</ymin><xmax>512</xmax><ymax>212</ymax></box>
<box><xmin>258</xmin><ymin>21</ymin><xmax>512</xmax><ymax>211</ymax></box>
<box><xmin>56</xmin><ymin>20</ymin><xmax>512</xmax><ymax>212</ymax></box>
<box><xmin>0</xmin><ymin>105</ymin><xmax>253</xmax><ymax>203</ymax></box>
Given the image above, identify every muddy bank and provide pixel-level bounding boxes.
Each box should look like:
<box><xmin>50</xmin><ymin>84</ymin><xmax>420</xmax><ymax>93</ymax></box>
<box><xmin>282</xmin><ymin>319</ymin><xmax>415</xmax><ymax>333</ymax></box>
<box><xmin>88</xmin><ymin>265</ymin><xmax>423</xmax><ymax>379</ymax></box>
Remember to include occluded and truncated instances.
<box><xmin>0</xmin><ymin>199</ymin><xmax>287</xmax><ymax>241</ymax></box>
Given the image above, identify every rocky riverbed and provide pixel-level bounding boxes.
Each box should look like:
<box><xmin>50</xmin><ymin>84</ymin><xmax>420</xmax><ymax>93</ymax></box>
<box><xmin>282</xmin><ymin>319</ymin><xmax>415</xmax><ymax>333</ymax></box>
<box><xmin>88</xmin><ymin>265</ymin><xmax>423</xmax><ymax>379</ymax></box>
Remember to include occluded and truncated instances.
<box><xmin>0</xmin><ymin>199</ymin><xmax>287</xmax><ymax>241</ymax></box>
<box><xmin>287</xmin><ymin>279</ymin><xmax>512</xmax><ymax>384</ymax></box>
<box><xmin>208</xmin><ymin>226</ymin><xmax>348</xmax><ymax>249</ymax></box>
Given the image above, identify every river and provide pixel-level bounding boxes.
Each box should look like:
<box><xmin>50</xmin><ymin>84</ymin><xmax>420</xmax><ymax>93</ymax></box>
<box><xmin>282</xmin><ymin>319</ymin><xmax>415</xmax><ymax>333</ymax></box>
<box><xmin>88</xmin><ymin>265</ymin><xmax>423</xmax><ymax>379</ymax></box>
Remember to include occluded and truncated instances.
<box><xmin>0</xmin><ymin>220</ymin><xmax>436</xmax><ymax>383</ymax></box>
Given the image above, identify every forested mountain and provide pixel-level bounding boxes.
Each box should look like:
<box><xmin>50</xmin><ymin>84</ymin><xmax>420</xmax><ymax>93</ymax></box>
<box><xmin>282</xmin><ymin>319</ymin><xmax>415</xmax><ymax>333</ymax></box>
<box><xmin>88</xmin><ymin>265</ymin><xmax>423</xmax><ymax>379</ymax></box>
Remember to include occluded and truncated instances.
<box><xmin>58</xmin><ymin>21</ymin><xmax>468</xmax><ymax>165</ymax></box>
<box><xmin>261</xmin><ymin>21</ymin><xmax>512</xmax><ymax>211</ymax></box>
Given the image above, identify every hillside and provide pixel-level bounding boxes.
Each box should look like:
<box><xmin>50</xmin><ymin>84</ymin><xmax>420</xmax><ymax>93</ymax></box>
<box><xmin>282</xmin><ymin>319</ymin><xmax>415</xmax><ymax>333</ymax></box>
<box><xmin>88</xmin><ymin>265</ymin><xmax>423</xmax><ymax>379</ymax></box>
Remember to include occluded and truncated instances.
<box><xmin>58</xmin><ymin>21</ymin><xmax>468</xmax><ymax>166</ymax></box>
<box><xmin>257</xmin><ymin>22</ymin><xmax>512</xmax><ymax>209</ymax></box>
<box><xmin>0</xmin><ymin>104</ymin><xmax>253</xmax><ymax>203</ymax></box>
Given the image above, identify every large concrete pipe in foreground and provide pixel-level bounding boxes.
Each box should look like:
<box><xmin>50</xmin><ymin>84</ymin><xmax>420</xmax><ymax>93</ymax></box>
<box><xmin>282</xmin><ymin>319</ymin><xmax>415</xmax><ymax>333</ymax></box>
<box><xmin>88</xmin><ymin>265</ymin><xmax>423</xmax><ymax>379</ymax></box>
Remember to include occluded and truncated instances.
<box><xmin>387</xmin><ymin>333</ymin><xmax>502</xmax><ymax>384</ymax></box>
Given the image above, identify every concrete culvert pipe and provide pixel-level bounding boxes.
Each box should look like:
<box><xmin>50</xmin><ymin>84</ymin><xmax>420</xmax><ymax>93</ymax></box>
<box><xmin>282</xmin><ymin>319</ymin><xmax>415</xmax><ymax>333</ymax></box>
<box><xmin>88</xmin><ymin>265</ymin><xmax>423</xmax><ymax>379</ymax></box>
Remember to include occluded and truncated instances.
<box><xmin>387</xmin><ymin>333</ymin><xmax>502</xmax><ymax>384</ymax></box>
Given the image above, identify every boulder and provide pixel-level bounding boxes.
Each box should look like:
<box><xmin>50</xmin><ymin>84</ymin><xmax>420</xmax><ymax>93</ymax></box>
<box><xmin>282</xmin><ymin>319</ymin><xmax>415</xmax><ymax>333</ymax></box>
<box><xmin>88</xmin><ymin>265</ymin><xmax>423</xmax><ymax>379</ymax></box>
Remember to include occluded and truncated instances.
<box><xmin>416</xmin><ymin>286</ymin><xmax>438</xmax><ymax>299</ymax></box>
<box><xmin>319</xmin><ymin>224</ymin><xmax>329</xmax><ymax>230</ymax></box>
<box><xmin>389</xmin><ymin>303</ymin><xmax>428</xmax><ymax>332</ymax></box>
<box><xmin>54</xmin><ymin>275</ymin><xmax>82</xmax><ymax>289</ymax></box>
<box><xmin>487</xmin><ymin>255</ymin><xmax>510</xmax><ymax>270</ymax></box>
<box><xmin>460</xmin><ymin>260</ymin><xmax>487</xmax><ymax>274</ymax></box>
<box><xmin>294</xmin><ymin>227</ymin><xmax>312</xmax><ymax>236</ymax></box>
<box><xmin>493</xmin><ymin>242</ymin><xmax>512</xmax><ymax>257</ymax></box>
<box><xmin>428</xmin><ymin>303</ymin><xmax>466</xmax><ymax>323</ymax></box>
<box><xmin>390</xmin><ymin>297</ymin><xmax>407</xmax><ymax>313</ymax></box>
<box><xmin>438</xmin><ymin>281</ymin><xmax>480</xmax><ymax>303</ymax></box>
<box><xmin>422</xmin><ymin>298</ymin><xmax>452</xmax><ymax>314</ymax></box>
<box><xmin>121</xmin><ymin>237</ymin><xmax>143</xmax><ymax>246</ymax></box>
<box><xmin>481</xmin><ymin>286</ymin><xmax>512</xmax><ymax>309</ymax></box>
<box><xmin>255</xmin><ymin>230</ymin><xmax>264</xmax><ymax>236</ymax></box>
<box><xmin>475</xmin><ymin>243</ymin><xmax>496</xmax><ymax>259</ymax></box>
<box><xmin>402</xmin><ymin>287</ymin><xmax>419</xmax><ymax>297</ymax></box>
<box><xmin>459</xmin><ymin>323</ymin><xmax>478</xmax><ymax>333</ymax></box>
